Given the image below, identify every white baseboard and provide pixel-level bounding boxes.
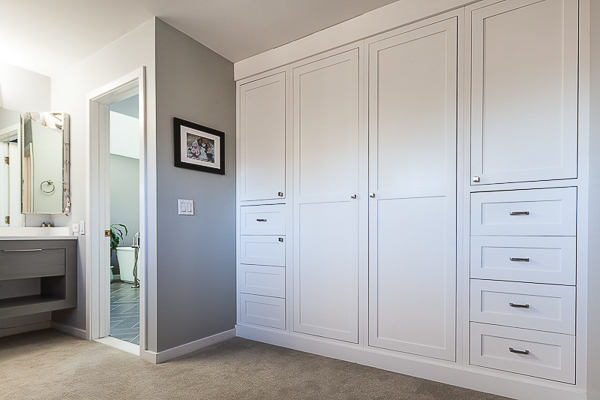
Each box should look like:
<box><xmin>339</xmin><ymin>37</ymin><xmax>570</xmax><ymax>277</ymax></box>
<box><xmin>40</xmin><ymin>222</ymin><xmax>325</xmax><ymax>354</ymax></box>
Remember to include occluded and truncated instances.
<box><xmin>95</xmin><ymin>336</ymin><xmax>139</xmax><ymax>355</ymax></box>
<box><xmin>51</xmin><ymin>321</ymin><xmax>88</xmax><ymax>340</ymax></box>
<box><xmin>0</xmin><ymin>321</ymin><xmax>51</xmax><ymax>338</ymax></box>
<box><xmin>235</xmin><ymin>324</ymin><xmax>586</xmax><ymax>400</ymax></box>
<box><xmin>142</xmin><ymin>329</ymin><xmax>236</xmax><ymax>364</ymax></box>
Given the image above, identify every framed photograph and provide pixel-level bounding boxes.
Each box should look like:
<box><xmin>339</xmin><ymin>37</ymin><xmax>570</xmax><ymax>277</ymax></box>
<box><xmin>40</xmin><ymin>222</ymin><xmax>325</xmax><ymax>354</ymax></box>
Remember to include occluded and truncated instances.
<box><xmin>174</xmin><ymin>117</ymin><xmax>225</xmax><ymax>175</ymax></box>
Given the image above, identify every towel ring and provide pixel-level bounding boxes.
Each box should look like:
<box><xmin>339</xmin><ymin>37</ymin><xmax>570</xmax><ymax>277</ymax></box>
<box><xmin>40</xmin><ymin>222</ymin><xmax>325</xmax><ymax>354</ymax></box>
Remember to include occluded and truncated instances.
<box><xmin>41</xmin><ymin>180</ymin><xmax>55</xmax><ymax>194</ymax></box>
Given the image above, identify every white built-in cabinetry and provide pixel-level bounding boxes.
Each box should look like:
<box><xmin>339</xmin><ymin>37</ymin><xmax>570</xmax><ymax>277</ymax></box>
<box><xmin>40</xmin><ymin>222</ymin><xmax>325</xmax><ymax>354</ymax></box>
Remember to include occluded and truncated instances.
<box><xmin>236</xmin><ymin>0</ymin><xmax>591</xmax><ymax>398</ymax></box>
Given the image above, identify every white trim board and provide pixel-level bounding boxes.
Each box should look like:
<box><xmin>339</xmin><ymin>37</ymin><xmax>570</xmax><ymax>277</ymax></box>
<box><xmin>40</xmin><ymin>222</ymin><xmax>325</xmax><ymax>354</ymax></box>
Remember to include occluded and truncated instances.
<box><xmin>234</xmin><ymin>0</ymin><xmax>477</xmax><ymax>80</ymax></box>
<box><xmin>236</xmin><ymin>324</ymin><xmax>586</xmax><ymax>400</ymax></box>
<box><xmin>51</xmin><ymin>321</ymin><xmax>87</xmax><ymax>340</ymax></box>
<box><xmin>141</xmin><ymin>329</ymin><xmax>236</xmax><ymax>364</ymax></box>
<box><xmin>95</xmin><ymin>336</ymin><xmax>139</xmax><ymax>356</ymax></box>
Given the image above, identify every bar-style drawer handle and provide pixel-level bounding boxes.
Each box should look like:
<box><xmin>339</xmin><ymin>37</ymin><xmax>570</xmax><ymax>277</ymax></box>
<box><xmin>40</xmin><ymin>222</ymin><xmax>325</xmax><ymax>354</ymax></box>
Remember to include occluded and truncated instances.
<box><xmin>510</xmin><ymin>257</ymin><xmax>530</xmax><ymax>262</ymax></box>
<box><xmin>510</xmin><ymin>211</ymin><xmax>530</xmax><ymax>216</ymax></box>
<box><xmin>509</xmin><ymin>347</ymin><xmax>530</xmax><ymax>355</ymax></box>
<box><xmin>256</xmin><ymin>219</ymin><xmax>267</xmax><ymax>222</ymax></box>
<box><xmin>3</xmin><ymin>249</ymin><xmax>43</xmax><ymax>252</ymax></box>
<box><xmin>509</xmin><ymin>303</ymin><xmax>530</xmax><ymax>309</ymax></box>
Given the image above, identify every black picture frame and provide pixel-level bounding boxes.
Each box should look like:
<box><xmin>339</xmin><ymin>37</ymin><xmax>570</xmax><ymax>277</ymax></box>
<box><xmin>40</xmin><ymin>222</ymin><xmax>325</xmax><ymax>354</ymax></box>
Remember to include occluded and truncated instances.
<box><xmin>174</xmin><ymin>117</ymin><xmax>225</xmax><ymax>175</ymax></box>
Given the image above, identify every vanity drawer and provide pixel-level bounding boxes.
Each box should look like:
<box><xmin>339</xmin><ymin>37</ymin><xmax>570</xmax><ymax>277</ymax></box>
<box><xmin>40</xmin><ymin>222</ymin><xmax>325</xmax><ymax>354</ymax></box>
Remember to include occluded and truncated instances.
<box><xmin>240</xmin><ymin>236</ymin><xmax>286</xmax><ymax>266</ymax></box>
<box><xmin>240</xmin><ymin>204</ymin><xmax>286</xmax><ymax>236</ymax></box>
<box><xmin>471</xmin><ymin>188</ymin><xmax>576</xmax><ymax>236</ymax></box>
<box><xmin>0</xmin><ymin>248</ymin><xmax>66</xmax><ymax>281</ymax></box>
<box><xmin>238</xmin><ymin>265</ymin><xmax>285</xmax><ymax>298</ymax></box>
<box><xmin>239</xmin><ymin>293</ymin><xmax>285</xmax><ymax>330</ymax></box>
<box><xmin>470</xmin><ymin>280</ymin><xmax>575</xmax><ymax>334</ymax></box>
<box><xmin>470</xmin><ymin>236</ymin><xmax>576</xmax><ymax>285</ymax></box>
<box><xmin>470</xmin><ymin>323</ymin><xmax>575</xmax><ymax>383</ymax></box>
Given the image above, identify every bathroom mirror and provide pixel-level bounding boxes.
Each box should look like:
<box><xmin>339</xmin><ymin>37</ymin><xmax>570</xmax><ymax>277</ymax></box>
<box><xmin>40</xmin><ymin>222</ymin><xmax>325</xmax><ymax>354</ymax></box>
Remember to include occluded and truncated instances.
<box><xmin>21</xmin><ymin>112</ymin><xmax>70</xmax><ymax>215</ymax></box>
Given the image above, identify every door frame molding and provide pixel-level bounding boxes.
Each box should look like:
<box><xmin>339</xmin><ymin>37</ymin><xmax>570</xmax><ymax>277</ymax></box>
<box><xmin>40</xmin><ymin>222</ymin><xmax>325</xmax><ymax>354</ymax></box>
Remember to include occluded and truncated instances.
<box><xmin>85</xmin><ymin>67</ymin><xmax>153</xmax><ymax>358</ymax></box>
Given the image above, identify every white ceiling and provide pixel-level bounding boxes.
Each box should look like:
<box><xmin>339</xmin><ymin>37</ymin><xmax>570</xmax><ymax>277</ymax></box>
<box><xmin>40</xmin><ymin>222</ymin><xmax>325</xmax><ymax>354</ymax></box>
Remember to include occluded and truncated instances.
<box><xmin>0</xmin><ymin>0</ymin><xmax>398</xmax><ymax>78</ymax></box>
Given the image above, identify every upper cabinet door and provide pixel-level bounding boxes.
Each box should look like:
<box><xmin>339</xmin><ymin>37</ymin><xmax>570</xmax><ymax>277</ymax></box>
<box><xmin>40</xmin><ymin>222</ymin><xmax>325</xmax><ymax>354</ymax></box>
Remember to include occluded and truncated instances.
<box><xmin>367</xmin><ymin>17</ymin><xmax>457</xmax><ymax>361</ymax></box>
<box><xmin>239</xmin><ymin>72</ymin><xmax>286</xmax><ymax>201</ymax></box>
<box><xmin>469</xmin><ymin>0</ymin><xmax>578</xmax><ymax>185</ymax></box>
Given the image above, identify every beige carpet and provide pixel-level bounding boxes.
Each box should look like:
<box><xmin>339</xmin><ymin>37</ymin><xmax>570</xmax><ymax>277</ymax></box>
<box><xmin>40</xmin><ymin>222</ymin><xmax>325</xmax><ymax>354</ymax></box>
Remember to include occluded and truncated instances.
<box><xmin>0</xmin><ymin>329</ymin><xmax>512</xmax><ymax>400</ymax></box>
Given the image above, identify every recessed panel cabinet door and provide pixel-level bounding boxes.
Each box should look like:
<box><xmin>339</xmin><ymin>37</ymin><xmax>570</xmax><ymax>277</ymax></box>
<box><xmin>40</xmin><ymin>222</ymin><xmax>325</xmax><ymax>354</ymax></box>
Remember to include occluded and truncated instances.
<box><xmin>239</xmin><ymin>72</ymin><xmax>286</xmax><ymax>201</ymax></box>
<box><xmin>293</xmin><ymin>49</ymin><xmax>360</xmax><ymax>343</ymax></box>
<box><xmin>368</xmin><ymin>18</ymin><xmax>457</xmax><ymax>361</ymax></box>
<box><xmin>469</xmin><ymin>0</ymin><xmax>578</xmax><ymax>185</ymax></box>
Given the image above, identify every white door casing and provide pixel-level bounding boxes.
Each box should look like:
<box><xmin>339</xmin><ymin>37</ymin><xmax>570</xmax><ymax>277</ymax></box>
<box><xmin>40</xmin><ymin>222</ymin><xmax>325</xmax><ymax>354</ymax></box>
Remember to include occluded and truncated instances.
<box><xmin>367</xmin><ymin>18</ymin><xmax>458</xmax><ymax>361</ymax></box>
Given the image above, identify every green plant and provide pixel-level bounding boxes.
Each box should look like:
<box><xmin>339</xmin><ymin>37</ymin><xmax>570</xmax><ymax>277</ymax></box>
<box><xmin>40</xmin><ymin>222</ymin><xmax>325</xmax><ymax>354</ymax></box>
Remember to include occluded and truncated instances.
<box><xmin>110</xmin><ymin>223</ymin><xmax>128</xmax><ymax>255</ymax></box>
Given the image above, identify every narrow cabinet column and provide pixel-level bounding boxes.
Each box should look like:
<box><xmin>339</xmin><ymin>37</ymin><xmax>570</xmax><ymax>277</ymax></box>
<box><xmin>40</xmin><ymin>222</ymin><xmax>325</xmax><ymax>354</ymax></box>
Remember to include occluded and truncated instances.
<box><xmin>469</xmin><ymin>0</ymin><xmax>578</xmax><ymax>185</ymax></box>
<box><xmin>293</xmin><ymin>48</ymin><xmax>360</xmax><ymax>343</ymax></box>
<box><xmin>239</xmin><ymin>72</ymin><xmax>286</xmax><ymax>201</ymax></box>
<box><xmin>367</xmin><ymin>18</ymin><xmax>458</xmax><ymax>360</ymax></box>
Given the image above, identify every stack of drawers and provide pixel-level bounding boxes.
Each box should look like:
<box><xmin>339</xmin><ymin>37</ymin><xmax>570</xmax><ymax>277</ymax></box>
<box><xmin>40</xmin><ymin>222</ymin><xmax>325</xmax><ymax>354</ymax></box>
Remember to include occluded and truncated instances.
<box><xmin>469</xmin><ymin>187</ymin><xmax>577</xmax><ymax>383</ymax></box>
<box><xmin>238</xmin><ymin>204</ymin><xmax>287</xmax><ymax>329</ymax></box>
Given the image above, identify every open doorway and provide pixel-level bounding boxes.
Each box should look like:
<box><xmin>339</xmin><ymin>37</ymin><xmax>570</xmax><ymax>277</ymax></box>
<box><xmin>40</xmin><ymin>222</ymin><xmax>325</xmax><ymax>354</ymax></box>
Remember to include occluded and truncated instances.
<box><xmin>86</xmin><ymin>68</ymin><xmax>147</xmax><ymax>356</ymax></box>
<box><xmin>108</xmin><ymin>95</ymin><xmax>140</xmax><ymax>345</ymax></box>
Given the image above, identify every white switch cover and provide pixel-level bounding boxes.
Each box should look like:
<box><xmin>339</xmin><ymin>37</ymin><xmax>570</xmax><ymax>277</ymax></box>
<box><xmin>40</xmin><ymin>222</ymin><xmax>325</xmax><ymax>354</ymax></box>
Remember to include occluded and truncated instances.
<box><xmin>80</xmin><ymin>221</ymin><xmax>85</xmax><ymax>235</ymax></box>
<box><xmin>178</xmin><ymin>199</ymin><xmax>194</xmax><ymax>216</ymax></box>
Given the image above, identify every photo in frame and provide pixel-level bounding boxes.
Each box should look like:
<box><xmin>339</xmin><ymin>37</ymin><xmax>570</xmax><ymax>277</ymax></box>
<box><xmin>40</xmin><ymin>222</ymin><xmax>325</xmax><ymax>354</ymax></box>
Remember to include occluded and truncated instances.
<box><xmin>174</xmin><ymin>117</ymin><xmax>225</xmax><ymax>175</ymax></box>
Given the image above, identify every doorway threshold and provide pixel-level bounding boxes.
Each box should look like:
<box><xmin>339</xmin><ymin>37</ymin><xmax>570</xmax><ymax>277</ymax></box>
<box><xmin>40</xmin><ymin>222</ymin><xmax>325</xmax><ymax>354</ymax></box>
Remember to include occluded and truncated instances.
<box><xmin>95</xmin><ymin>336</ymin><xmax>139</xmax><ymax>355</ymax></box>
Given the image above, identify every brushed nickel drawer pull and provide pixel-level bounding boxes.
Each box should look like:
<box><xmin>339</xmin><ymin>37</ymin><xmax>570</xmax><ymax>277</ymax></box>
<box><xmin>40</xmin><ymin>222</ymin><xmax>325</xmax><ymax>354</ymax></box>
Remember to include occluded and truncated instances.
<box><xmin>509</xmin><ymin>347</ymin><xmax>530</xmax><ymax>355</ymax></box>
<box><xmin>510</xmin><ymin>211</ymin><xmax>530</xmax><ymax>216</ymax></box>
<box><xmin>3</xmin><ymin>249</ymin><xmax>43</xmax><ymax>252</ymax></box>
<box><xmin>509</xmin><ymin>303</ymin><xmax>530</xmax><ymax>309</ymax></box>
<box><xmin>510</xmin><ymin>257</ymin><xmax>530</xmax><ymax>262</ymax></box>
<box><xmin>256</xmin><ymin>219</ymin><xmax>267</xmax><ymax>222</ymax></box>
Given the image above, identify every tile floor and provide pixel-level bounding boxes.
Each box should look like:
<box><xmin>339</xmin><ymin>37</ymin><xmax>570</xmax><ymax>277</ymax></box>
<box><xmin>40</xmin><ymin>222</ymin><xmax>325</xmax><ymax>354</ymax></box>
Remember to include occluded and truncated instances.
<box><xmin>110</xmin><ymin>281</ymin><xmax>140</xmax><ymax>345</ymax></box>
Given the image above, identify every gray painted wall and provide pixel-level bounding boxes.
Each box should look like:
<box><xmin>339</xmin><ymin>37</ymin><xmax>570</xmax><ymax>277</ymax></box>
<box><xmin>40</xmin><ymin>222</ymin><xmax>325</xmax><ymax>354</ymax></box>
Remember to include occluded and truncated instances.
<box><xmin>110</xmin><ymin>154</ymin><xmax>140</xmax><ymax>273</ymax></box>
<box><xmin>587</xmin><ymin>2</ymin><xmax>600</xmax><ymax>399</ymax></box>
<box><xmin>155</xmin><ymin>19</ymin><xmax>236</xmax><ymax>352</ymax></box>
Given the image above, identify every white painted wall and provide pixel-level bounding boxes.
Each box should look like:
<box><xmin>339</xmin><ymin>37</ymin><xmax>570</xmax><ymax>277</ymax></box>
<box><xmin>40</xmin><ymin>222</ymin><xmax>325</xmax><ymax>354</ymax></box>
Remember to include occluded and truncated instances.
<box><xmin>110</xmin><ymin>111</ymin><xmax>139</xmax><ymax>159</ymax></box>
<box><xmin>50</xmin><ymin>19</ymin><xmax>157</xmax><ymax>348</ymax></box>
<box><xmin>0</xmin><ymin>61</ymin><xmax>52</xmax><ymax>336</ymax></box>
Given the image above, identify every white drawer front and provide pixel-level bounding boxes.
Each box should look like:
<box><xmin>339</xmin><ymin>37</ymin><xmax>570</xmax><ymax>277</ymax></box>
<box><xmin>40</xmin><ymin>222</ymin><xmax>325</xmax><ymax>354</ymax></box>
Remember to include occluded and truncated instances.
<box><xmin>470</xmin><ymin>323</ymin><xmax>575</xmax><ymax>383</ymax></box>
<box><xmin>240</xmin><ymin>236</ymin><xmax>286</xmax><ymax>266</ymax></box>
<box><xmin>471</xmin><ymin>236</ymin><xmax>576</xmax><ymax>285</ymax></box>
<box><xmin>470</xmin><ymin>280</ymin><xmax>575</xmax><ymax>334</ymax></box>
<box><xmin>471</xmin><ymin>188</ymin><xmax>576</xmax><ymax>236</ymax></box>
<box><xmin>238</xmin><ymin>265</ymin><xmax>285</xmax><ymax>298</ymax></box>
<box><xmin>239</xmin><ymin>293</ymin><xmax>285</xmax><ymax>330</ymax></box>
<box><xmin>241</xmin><ymin>204</ymin><xmax>286</xmax><ymax>236</ymax></box>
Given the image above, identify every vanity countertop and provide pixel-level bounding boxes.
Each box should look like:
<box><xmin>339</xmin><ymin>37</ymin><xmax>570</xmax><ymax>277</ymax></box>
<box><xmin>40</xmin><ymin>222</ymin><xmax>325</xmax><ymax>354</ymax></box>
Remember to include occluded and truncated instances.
<box><xmin>0</xmin><ymin>236</ymin><xmax>77</xmax><ymax>240</ymax></box>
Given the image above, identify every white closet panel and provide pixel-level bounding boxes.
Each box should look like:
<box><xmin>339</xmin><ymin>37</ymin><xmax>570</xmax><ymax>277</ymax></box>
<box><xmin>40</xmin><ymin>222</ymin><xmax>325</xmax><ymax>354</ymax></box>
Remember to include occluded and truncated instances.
<box><xmin>469</xmin><ymin>0</ymin><xmax>578</xmax><ymax>185</ymax></box>
<box><xmin>293</xmin><ymin>48</ymin><xmax>360</xmax><ymax>343</ymax></box>
<box><xmin>239</xmin><ymin>72</ymin><xmax>286</xmax><ymax>201</ymax></box>
<box><xmin>367</xmin><ymin>18</ymin><xmax>457</xmax><ymax>360</ymax></box>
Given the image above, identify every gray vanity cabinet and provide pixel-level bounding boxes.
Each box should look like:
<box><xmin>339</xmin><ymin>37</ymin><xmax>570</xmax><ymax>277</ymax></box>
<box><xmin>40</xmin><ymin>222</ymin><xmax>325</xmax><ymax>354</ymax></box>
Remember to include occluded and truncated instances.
<box><xmin>0</xmin><ymin>239</ymin><xmax>77</xmax><ymax>318</ymax></box>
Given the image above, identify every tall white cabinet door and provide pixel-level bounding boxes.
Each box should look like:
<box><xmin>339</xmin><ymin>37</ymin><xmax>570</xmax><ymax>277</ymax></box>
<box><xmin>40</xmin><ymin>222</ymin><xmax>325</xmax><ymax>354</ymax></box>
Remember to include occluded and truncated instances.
<box><xmin>239</xmin><ymin>72</ymin><xmax>286</xmax><ymax>201</ymax></box>
<box><xmin>469</xmin><ymin>0</ymin><xmax>578</xmax><ymax>185</ymax></box>
<box><xmin>368</xmin><ymin>18</ymin><xmax>457</xmax><ymax>361</ymax></box>
<box><xmin>293</xmin><ymin>49</ymin><xmax>360</xmax><ymax>343</ymax></box>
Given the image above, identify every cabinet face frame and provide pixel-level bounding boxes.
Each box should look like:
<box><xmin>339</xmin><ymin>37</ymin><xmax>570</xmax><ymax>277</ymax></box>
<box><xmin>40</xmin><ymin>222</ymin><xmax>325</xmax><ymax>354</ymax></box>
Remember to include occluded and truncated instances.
<box><xmin>468</xmin><ymin>0</ymin><xmax>579</xmax><ymax>186</ymax></box>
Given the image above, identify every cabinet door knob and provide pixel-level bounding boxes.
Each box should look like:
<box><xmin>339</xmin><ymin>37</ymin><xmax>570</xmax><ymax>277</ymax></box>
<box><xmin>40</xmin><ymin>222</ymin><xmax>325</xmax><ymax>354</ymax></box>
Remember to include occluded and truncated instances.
<box><xmin>278</xmin><ymin>238</ymin><xmax>284</xmax><ymax>242</ymax></box>
<box><xmin>472</xmin><ymin>176</ymin><xmax>481</xmax><ymax>183</ymax></box>
<box><xmin>278</xmin><ymin>192</ymin><xmax>284</xmax><ymax>197</ymax></box>
<box><xmin>351</xmin><ymin>194</ymin><xmax>357</xmax><ymax>199</ymax></box>
<box><xmin>369</xmin><ymin>193</ymin><xmax>375</xmax><ymax>198</ymax></box>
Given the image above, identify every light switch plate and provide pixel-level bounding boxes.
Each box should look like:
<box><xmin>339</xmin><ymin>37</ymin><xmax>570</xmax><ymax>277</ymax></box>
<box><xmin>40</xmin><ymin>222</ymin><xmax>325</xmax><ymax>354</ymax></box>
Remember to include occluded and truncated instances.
<box><xmin>80</xmin><ymin>221</ymin><xmax>85</xmax><ymax>235</ymax></box>
<box><xmin>178</xmin><ymin>199</ymin><xmax>194</xmax><ymax>216</ymax></box>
